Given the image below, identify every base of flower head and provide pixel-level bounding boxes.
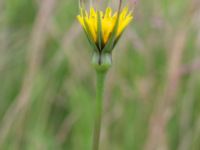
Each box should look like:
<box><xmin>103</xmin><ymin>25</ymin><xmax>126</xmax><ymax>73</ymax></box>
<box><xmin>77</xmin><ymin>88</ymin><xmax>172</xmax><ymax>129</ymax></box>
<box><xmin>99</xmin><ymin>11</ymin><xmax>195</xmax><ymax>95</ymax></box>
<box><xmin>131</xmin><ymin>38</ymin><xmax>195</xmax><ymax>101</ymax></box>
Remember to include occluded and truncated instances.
<box><xmin>92</xmin><ymin>52</ymin><xmax>112</xmax><ymax>72</ymax></box>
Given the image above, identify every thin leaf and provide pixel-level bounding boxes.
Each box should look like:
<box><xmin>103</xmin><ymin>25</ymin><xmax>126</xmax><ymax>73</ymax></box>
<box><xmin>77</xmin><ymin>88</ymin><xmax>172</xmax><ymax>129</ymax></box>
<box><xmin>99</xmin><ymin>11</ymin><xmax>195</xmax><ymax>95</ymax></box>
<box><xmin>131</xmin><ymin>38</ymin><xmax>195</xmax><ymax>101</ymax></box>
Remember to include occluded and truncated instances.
<box><xmin>112</xmin><ymin>31</ymin><xmax>123</xmax><ymax>50</ymax></box>
<box><xmin>97</xmin><ymin>11</ymin><xmax>103</xmax><ymax>51</ymax></box>
<box><xmin>83</xmin><ymin>28</ymin><xmax>99</xmax><ymax>52</ymax></box>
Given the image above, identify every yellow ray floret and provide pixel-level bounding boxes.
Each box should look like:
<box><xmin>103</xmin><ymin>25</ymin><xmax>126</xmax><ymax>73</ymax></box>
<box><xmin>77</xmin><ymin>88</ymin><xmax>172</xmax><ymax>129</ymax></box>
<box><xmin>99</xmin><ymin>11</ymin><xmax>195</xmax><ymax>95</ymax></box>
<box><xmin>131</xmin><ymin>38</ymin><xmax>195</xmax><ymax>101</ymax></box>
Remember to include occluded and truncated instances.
<box><xmin>77</xmin><ymin>7</ymin><xmax>133</xmax><ymax>44</ymax></box>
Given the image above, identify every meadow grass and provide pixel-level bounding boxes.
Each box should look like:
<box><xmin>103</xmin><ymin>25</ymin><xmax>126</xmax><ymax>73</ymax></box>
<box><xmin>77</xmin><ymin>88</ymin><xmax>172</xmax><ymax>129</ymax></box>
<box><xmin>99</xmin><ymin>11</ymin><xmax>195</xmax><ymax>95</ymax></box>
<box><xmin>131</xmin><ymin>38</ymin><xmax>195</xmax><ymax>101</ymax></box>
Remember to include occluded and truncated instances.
<box><xmin>0</xmin><ymin>0</ymin><xmax>200</xmax><ymax>149</ymax></box>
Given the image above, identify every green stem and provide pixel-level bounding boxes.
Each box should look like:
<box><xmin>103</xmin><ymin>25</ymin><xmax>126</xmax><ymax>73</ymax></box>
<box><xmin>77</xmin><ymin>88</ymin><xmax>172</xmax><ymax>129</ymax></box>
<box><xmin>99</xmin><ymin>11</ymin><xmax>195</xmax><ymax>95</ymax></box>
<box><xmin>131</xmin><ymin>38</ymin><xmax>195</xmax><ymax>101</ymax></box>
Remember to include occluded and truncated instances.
<box><xmin>92</xmin><ymin>71</ymin><xmax>107</xmax><ymax>150</ymax></box>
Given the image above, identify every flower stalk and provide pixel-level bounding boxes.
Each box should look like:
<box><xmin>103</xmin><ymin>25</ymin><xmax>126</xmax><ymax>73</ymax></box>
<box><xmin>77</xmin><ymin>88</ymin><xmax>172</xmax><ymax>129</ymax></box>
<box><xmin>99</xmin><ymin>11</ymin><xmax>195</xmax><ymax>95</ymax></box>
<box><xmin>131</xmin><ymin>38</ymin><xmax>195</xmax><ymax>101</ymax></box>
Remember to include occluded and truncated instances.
<box><xmin>92</xmin><ymin>52</ymin><xmax>111</xmax><ymax>150</ymax></box>
<box><xmin>92</xmin><ymin>70</ymin><xmax>106</xmax><ymax>150</ymax></box>
<box><xmin>92</xmin><ymin>53</ymin><xmax>112</xmax><ymax>150</ymax></box>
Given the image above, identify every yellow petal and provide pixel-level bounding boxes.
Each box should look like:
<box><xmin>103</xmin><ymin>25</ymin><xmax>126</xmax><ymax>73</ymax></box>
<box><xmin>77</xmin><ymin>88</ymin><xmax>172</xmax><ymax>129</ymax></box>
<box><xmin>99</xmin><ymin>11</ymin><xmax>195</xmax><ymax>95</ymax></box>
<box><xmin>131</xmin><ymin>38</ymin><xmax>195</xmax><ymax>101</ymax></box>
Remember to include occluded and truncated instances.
<box><xmin>120</xmin><ymin>7</ymin><xmax>128</xmax><ymax>19</ymax></box>
<box><xmin>102</xmin><ymin>18</ymin><xmax>115</xmax><ymax>43</ymax></box>
<box><xmin>117</xmin><ymin>16</ymin><xmax>133</xmax><ymax>36</ymax></box>
<box><xmin>105</xmin><ymin>7</ymin><xmax>112</xmax><ymax>18</ymax></box>
<box><xmin>90</xmin><ymin>7</ymin><xmax>96</xmax><ymax>18</ymax></box>
<box><xmin>77</xmin><ymin>15</ymin><xmax>85</xmax><ymax>29</ymax></box>
<box><xmin>86</xmin><ymin>18</ymin><xmax>97</xmax><ymax>42</ymax></box>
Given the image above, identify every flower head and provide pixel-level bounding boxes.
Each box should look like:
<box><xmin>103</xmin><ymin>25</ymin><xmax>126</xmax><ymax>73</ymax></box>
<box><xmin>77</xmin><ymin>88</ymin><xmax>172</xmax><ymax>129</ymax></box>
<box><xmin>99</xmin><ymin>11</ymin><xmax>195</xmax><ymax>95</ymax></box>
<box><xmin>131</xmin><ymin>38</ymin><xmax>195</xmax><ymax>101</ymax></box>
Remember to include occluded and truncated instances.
<box><xmin>77</xmin><ymin>5</ymin><xmax>133</xmax><ymax>53</ymax></box>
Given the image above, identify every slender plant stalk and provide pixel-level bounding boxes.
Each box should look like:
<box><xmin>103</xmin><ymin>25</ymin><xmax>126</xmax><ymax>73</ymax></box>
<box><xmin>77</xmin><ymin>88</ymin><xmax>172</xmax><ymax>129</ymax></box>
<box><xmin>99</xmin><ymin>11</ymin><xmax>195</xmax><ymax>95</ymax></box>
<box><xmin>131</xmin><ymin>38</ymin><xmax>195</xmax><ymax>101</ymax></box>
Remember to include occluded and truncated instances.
<box><xmin>92</xmin><ymin>70</ymin><xmax>107</xmax><ymax>150</ymax></box>
<box><xmin>77</xmin><ymin>0</ymin><xmax>133</xmax><ymax>149</ymax></box>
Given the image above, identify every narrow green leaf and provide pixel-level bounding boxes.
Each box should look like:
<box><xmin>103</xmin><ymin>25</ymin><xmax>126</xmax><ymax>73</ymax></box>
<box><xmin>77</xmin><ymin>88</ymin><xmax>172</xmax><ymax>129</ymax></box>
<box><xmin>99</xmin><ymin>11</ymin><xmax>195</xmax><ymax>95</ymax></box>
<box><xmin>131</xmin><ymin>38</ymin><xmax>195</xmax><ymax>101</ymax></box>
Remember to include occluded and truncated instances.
<box><xmin>83</xmin><ymin>28</ymin><xmax>99</xmax><ymax>52</ymax></box>
<box><xmin>112</xmin><ymin>30</ymin><xmax>124</xmax><ymax>50</ymax></box>
<box><xmin>97</xmin><ymin>11</ymin><xmax>103</xmax><ymax>51</ymax></box>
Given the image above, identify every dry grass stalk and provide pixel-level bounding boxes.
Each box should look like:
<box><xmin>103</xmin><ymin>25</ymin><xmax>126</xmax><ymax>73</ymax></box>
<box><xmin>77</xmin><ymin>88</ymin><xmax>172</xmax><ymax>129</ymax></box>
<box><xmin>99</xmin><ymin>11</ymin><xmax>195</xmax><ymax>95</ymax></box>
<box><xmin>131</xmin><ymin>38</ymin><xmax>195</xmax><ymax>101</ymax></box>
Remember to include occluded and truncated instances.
<box><xmin>144</xmin><ymin>28</ymin><xmax>188</xmax><ymax>150</ymax></box>
<box><xmin>0</xmin><ymin>0</ymin><xmax>57</xmax><ymax>146</ymax></box>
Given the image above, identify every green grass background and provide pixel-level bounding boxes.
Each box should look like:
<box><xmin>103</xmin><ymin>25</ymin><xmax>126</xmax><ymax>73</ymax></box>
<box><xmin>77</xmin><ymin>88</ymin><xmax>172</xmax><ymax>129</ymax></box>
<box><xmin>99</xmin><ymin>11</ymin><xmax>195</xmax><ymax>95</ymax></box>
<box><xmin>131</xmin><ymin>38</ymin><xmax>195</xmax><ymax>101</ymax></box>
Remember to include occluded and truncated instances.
<box><xmin>0</xmin><ymin>0</ymin><xmax>200</xmax><ymax>149</ymax></box>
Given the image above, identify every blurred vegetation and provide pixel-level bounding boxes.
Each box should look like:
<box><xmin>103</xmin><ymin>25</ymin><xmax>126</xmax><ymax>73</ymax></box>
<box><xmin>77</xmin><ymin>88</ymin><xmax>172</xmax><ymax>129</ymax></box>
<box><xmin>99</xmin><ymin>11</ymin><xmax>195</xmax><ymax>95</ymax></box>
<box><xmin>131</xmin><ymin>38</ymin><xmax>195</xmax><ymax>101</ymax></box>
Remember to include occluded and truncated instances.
<box><xmin>0</xmin><ymin>0</ymin><xmax>200</xmax><ymax>150</ymax></box>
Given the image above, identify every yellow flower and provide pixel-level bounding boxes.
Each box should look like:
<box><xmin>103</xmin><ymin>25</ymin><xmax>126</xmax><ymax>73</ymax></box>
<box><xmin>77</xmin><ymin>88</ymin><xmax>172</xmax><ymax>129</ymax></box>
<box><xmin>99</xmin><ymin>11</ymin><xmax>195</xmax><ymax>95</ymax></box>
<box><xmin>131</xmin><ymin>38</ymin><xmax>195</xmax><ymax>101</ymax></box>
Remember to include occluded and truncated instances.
<box><xmin>77</xmin><ymin>6</ymin><xmax>133</xmax><ymax>52</ymax></box>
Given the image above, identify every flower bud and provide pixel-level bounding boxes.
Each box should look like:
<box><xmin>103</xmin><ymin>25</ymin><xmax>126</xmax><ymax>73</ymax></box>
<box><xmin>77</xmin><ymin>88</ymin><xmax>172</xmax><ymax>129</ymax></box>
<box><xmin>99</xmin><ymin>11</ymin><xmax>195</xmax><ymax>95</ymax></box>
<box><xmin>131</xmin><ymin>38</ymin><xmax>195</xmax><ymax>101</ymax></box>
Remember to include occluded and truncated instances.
<box><xmin>92</xmin><ymin>52</ymin><xmax>112</xmax><ymax>72</ymax></box>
